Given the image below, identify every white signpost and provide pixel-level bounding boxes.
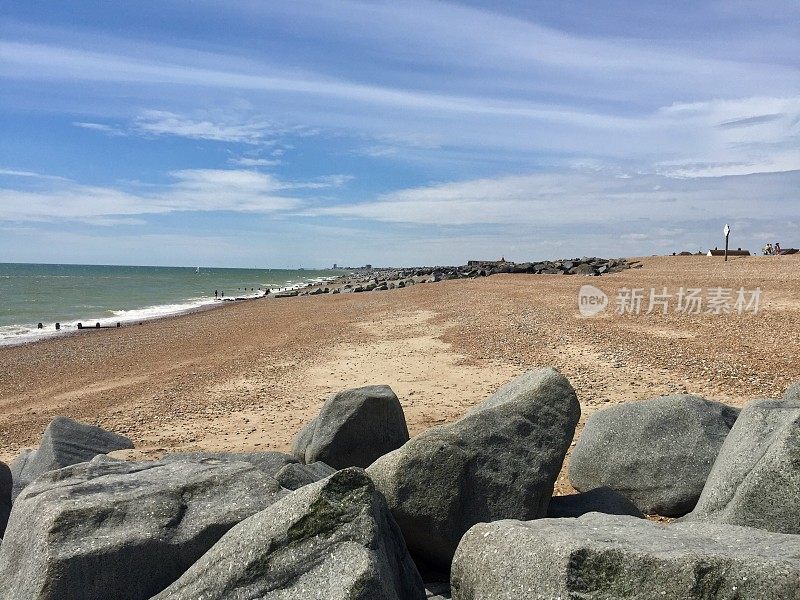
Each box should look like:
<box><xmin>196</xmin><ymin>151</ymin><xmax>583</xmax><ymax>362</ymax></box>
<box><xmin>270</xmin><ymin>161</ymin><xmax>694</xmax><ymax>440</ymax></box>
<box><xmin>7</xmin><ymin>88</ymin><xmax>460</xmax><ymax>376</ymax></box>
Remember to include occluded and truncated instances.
<box><xmin>724</xmin><ymin>224</ymin><xmax>731</xmax><ymax>261</ymax></box>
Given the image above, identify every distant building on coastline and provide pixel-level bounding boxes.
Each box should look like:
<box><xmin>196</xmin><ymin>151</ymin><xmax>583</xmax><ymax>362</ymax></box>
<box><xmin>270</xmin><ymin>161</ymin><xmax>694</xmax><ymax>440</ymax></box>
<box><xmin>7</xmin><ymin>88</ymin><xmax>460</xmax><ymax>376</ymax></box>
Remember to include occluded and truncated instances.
<box><xmin>706</xmin><ymin>247</ymin><xmax>751</xmax><ymax>257</ymax></box>
<box><xmin>467</xmin><ymin>257</ymin><xmax>507</xmax><ymax>267</ymax></box>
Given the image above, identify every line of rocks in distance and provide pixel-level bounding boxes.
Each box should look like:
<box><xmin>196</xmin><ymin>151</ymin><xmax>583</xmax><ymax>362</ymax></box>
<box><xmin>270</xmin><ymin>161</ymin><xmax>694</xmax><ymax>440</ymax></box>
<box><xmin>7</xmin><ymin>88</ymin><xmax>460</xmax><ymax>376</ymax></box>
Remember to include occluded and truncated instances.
<box><xmin>276</xmin><ymin>257</ymin><xmax>636</xmax><ymax>298</ymax></box>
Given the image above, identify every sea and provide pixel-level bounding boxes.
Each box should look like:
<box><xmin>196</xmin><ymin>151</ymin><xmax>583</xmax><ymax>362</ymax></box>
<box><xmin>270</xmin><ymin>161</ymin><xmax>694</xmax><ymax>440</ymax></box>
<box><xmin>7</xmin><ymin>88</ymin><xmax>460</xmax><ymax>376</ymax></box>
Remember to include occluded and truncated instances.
<box><xmin>0</xmin><ymin>263</ymin><xmax>346</xmax><ymax>347</ymax></box>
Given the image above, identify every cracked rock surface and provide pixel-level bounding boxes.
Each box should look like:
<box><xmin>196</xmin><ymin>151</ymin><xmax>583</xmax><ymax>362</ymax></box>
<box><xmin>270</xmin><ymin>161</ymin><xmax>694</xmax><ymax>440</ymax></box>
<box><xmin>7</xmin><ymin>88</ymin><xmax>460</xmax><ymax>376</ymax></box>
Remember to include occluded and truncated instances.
<box><xmin>0</xmin><ymin>455</ymin><xmax>286</xmax><ymax>600</ymax></box>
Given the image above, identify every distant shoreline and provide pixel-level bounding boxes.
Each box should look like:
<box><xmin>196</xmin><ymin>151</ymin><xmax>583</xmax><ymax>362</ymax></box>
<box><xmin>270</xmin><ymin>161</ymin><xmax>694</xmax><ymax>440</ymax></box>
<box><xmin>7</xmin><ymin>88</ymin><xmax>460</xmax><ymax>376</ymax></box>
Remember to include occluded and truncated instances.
<box><xmin>0</xmin><ymin>257</ymin><xmax>634</xmax><ymax>348</ymax></box>
<box><xmin>0</xmin><ymin>264</ymin><xmax>349</xmax><ymax>349</ymax></box>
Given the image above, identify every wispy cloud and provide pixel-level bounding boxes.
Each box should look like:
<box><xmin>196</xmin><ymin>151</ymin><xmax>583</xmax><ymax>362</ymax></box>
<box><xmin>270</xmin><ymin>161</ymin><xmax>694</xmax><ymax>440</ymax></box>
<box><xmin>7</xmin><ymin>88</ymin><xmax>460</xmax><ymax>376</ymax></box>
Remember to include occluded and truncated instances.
<box><xmin>0</xmin><ymin>40</ymin><xmax>653</xmax><ymax>129</ymax></box>
<box><xmin>132</xmin><ymin>110</ymin><xmax>275</xmax><ymax>144</ymax></box>
<box><xmin>229</xmin><ymin>157</ymin><xmax>282</xmax><ymax>167</ymax></box>
<box><xmin>0</xmin><ymin>168</ymin><xmax>69</xmax><ymax>181</ymax></box>
<box><xmin>72</xmin><ymin>121</ymin><xmax>126</xmax><ymax>136</ymax></box>
<box><xmin>195</xmin><ymin>0</ymin><xmax>800</xmax><ymax>100</ymax></box>
<box><xmin>72</xmin><ymin>111</ymin><xmax>282</xmax><ymax>145</ymax></box>
<box><xmin>717</xmin><ymin>114</ymin><xmax>785</xmax><ymax>129</ymax></box>
<box><xmin>655</xmin><ymin>96</ymin><xmax>800</xmax><ymax>177</ymax></box>
<box><xmin>3</xmin><ymin>24</ymin><xmax>798</xmax><ymax>172</ymax></box>
<box><xmin>322</xmin><ymin>174</ymin><xmax>354</xmax><ymax>186</ymax></box>
<box><xmin>311</xmin><ymin>168</ymin><xmax>800</xmax><ymax>227</ymax></box>
<box><xmin>0</xmin><ymin>169</ymin><xmax>317</xmax><ymax>223</ymax></box>
<box><xmin>90</xmin><ymin>216</ymin><xmax>148</xmax><ymax>226</ymax></box>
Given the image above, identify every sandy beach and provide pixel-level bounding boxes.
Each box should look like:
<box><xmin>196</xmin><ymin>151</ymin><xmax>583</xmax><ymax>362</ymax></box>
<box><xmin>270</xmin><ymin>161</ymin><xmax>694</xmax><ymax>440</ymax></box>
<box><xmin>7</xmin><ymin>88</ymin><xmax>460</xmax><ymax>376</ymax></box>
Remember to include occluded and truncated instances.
<box><xmin>2</xmin><ymin>254</ymin><xmax>799</xmax><ymax>494</ymax></box>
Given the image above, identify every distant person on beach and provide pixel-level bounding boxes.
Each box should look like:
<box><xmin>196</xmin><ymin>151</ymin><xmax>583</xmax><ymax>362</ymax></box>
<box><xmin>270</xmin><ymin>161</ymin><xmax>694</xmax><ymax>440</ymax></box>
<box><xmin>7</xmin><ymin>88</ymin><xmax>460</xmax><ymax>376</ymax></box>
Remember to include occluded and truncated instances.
<box><xmin>764</xmin><ymin>243</ymin><xmax>773</xmax><ymax>255</ymax></box>
<box><xmin>775</xmin><ymin>242</ymin><xmax>782</xmax><ymax>255</ymax></box>
<box><xmin>214</xmin><ymin>290</ymin><xmax>218</xmax><ymax>298</ymax></box>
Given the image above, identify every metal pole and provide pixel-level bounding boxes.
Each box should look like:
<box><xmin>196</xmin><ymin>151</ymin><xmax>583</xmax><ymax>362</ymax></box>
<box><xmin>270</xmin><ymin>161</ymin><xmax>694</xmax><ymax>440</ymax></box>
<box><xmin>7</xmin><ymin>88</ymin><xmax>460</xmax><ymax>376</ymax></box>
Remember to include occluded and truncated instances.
<box><xmin>723</xmin><ymin>224</ymin><xmax>731</xmax><ymax>262</ymax></box>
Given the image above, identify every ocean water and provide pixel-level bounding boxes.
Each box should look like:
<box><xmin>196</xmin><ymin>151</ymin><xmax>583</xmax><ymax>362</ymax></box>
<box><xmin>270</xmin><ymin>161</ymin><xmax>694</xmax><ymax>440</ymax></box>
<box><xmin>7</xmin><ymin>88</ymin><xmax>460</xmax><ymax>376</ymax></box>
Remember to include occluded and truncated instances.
<box><xmin>0</xmin><ymin>263</ymin><xmax>345</xmax><ymax>346</ymax></box>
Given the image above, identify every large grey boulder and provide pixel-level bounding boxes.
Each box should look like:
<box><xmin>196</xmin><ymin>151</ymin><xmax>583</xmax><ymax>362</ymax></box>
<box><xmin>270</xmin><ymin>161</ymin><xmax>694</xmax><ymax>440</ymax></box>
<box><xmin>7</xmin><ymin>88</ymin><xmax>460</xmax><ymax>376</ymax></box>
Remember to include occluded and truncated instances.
<box><xmin>569</xmin><ymin>395</ymin><xmax>739</xmax><ymax>516</ymax></box>
<box><xmin>292</xmin><ymin>385</ymin><xmax>410</xmax><ymax>469</ymax></box>
<box><xmin>684</xmin><ymin>397</ymin><xmax>800</xmax><ymax>534</ymax></box>
<box><xmin>152</xmin><ymin>468</ymin><xmax>426</xmax><ymax>600</ymax></box>
<box><xmin>451</xmin><ymin>513</ymin><xmax>800</xmax><ymax>600</ymax></box>
<box><xmin>9</xmin><ymin>416</ymin><xmax>133</xmax><ymax>501</ymax></box>
<box><xmin>275</xmin><ymin>461</ymin><xmax>337</xmax><ymax>490</ymax></box>
<box><xmin>786</xmin><ymin>381</ymin><xmax>800</xmax><ymax>402</ymax></box>
<box><xmin>367</xmin><ymin>368</ymin><xmax>580</xmax><ymax>570</ymax></box>
<box><xmin>0</xmin><ymin>456</ymin><xmax>286</xmax><ymax>600</ymax></box>
<box><xmin>546</xmin><ymin>486</ymin><xmax>644</xmax><ymax>519</ymax></box>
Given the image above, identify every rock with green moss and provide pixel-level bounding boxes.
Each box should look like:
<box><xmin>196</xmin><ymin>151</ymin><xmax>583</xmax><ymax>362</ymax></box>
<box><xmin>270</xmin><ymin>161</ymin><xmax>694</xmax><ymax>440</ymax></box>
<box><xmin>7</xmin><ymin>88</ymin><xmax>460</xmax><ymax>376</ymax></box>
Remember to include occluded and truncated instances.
<box><xmin>152</xmin><ymin>468</ymin><xmax>425</xmax><ymax>600</ymax></box>
<box><xmin>367</xmin><ymin>368</ymin><xmax>580</xmax><ymax>571</ymax></box>
<box><xmin>0</xmin><ymin>456</ymin><xmax>287</xmax><ymax>600</ymax></box>
<box><xmin>451</xmin><ymin>513</ymin><xmax>800</xmax><ymax>600</ymax></box>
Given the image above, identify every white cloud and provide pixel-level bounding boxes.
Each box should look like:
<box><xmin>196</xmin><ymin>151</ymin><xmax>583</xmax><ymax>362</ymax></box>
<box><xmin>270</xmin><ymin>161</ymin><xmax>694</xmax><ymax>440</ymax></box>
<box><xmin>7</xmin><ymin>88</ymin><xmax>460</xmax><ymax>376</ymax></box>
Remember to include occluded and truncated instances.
<box><xmin>0</xmin><ymin>40</ymin><xmax>658</xmax><ymax>130</ymax></box>
<box><xmin>72</xmin><ymin>121</ymin><xmax>126</xmax><ymax>136</ymax></box>
<box><xmin>2</xmin><ymin>27</ymin><xmax>797</xmax><ymax>173</ymax></box>
<box><xmin>229</xmin><ymin>157</ymin><xmax>282</xmax><ymax>167</ymax></box>
<box><xmin>2</xmin><ymin>167</ymin><xmax>796</xmax><ymax>265</ymax></box>
<box><xmin>311</xmin><ymin>168</ymin><xmax>800</xmax><ymax>227</ymax></box>
<box><xmin>72</xmin><ymin>111</ymin><xmax>290</xmax><ymax>145</ymax></box>
<box><xmin>70</xmin><ymin>110</ymin><xmax>321</xmax><ymax>157</ymax></box>
<box><xmin>658</xmin><ymin>153</ymin><xmax>800</xmax><ymax>178</ymax></box>
<box><xmin>200</xmin><ymin>1</ymin><xmax>800</xmax><ymax>100</ymax></box>
<box><xmin>0</xmin><ymin>168</ymin><xmax>69</xmax><ymax>181</ymax></box>
<box><xmin>360</xmin><ymin>145</ymin><xmax>398</xmax><ymax>158</ymax></box>
<box><xmin>90</xmin><ymin>216</ymin><xmax>148</xmax><ymax>226</ymax></box>
<box><xmin>0</xmin><ymin>169</ymin><xmax>310</xmax><ymax>222</ymax></box>
<box><xmin>312</xmin><ymin>174</ymin><xmax>354</xmax><ymax>188</ymax></box>
<box><xmin>132</xmin><ymin>110</ymin><xmax>275</xmax><ymax>144</ymax></box>
<box><xmin>654</xmin><ymin>96</ymin><xmax>800</xmax><ymax>177</ymax></box>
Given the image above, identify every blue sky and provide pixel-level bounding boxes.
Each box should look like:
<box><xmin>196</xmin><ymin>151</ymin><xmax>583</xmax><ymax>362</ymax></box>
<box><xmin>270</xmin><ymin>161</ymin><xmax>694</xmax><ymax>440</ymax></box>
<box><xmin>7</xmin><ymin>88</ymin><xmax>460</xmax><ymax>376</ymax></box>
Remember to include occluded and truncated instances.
<box><xmin>1</xmin><ymin>1</ymin><xmax>798</xmax><ymax>267</ymax></box>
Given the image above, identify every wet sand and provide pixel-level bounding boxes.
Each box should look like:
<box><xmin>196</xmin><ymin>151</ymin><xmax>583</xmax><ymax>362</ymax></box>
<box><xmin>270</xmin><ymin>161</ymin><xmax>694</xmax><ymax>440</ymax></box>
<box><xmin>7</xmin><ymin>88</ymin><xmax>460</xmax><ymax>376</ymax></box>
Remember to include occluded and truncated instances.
<box><xmin>2</xmin><ymin>254</ymin><xmax>799</xmax><ymax>494</ymax></box>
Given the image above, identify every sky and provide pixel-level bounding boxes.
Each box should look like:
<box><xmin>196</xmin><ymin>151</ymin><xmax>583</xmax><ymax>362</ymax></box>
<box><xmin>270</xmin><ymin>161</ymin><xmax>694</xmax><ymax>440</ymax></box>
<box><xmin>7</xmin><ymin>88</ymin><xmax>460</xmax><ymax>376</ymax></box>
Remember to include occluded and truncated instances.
<box><xmin>1</xmin><ymin>1</ymin><xmax>798</xmax><ymax>267</ymax></box>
